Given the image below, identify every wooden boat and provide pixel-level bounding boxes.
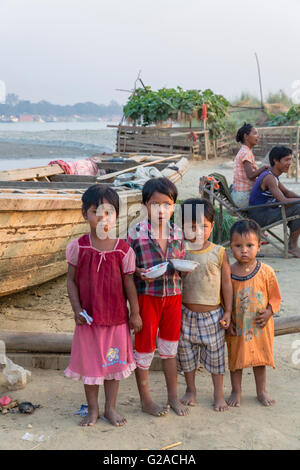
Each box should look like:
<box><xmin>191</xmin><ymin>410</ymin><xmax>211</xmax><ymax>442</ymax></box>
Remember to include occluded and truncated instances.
<box><xmin>0</xmin><ymin>154</ymin><xmax>189</xmax><ymax>296</ymax></box>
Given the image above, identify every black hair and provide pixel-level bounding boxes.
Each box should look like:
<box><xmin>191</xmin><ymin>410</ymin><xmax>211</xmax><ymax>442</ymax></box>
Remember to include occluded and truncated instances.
<box><xmin>181</xmin><ymin>198</ymin><xmax>215</xmax><ymax>225</ymax></box>
<box><xmin>142</xmin><ymin>177</ymin><xmax>178</xmax><ymax>204</ymax></box>
<box><xmin>269</xmin><ymin>145</ymin><xmax>292</xmax><ymax>167</ymax></box>
<box><xmin>230</xmin><ymin>219</ymin><xmax>261</xmax><ymax>242</ymax></box>
<box><xmin>236</xmin><ymin>122</ymin><xmax>254</xmax><ymax>143</ymax></box>
<box><xmin>82</xmin><ymin>184</ymin><xmax>120</xmax><ymax>216</ymax></box>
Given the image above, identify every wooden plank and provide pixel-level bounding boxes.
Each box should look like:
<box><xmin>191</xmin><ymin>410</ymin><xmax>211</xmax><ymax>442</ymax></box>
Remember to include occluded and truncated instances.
<box><xmin>0</xmin><ymin>165</ymin><xmax>64</xmax><ymax>182</ymax></box>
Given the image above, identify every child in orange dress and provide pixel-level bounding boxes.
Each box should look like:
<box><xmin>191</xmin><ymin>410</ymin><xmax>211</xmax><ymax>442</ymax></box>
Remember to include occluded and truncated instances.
<box><xmin>226</xmin><ymin>219</ymin><xmax>281</xmax><ymax>407</ymax></box>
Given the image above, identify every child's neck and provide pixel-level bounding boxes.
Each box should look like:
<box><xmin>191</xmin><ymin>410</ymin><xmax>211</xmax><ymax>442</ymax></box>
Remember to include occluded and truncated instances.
<box><xmin>186</xmin><ymin>238</ymin><xmax>211</xmax><ymax>251</ymax></box>
<box><xmin>149</xmin><ymin>219</ymin><xmax>169</xmax><ymax>255</ymax></box>
<box><xmin>234</xmin><ymin>258</ymin><xmax>258</xmax><ymax>275</ymax></box>
<box><xmin>90</xmin><ymin>230</ymin><xmax>117</xmax><ymax>251</ymax></box>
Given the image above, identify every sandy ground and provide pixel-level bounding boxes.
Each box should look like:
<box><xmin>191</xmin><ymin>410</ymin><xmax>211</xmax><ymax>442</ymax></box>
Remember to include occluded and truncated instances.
<box><xmin>0</xmin><ymin>159</ymin><xmax>300</xmax><ymax>451</ymax></box>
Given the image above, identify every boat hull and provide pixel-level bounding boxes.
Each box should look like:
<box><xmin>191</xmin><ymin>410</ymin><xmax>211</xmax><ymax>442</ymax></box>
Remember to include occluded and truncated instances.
<box><xmin>0</xmin><ymin>190</ymin><xmax>142</xmax><ymax>296</ymax></box>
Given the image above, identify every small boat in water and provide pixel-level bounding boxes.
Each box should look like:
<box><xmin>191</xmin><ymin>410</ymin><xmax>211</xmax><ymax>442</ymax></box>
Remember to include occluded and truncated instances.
<box><xmin>0</xmin><ymin>154</ymin><xmax>189</xmax><ymax>296</ymax></box>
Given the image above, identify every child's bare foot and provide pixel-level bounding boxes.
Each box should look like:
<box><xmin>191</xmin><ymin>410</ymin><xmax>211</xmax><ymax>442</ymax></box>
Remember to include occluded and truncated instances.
<box><xmin>169</xmin><ymin>397</ymin><xmax>190</xmax><ymax>416</ymax></box>
<box><xmin>79</xmin><ymin>408</ymin><xmax>99</xmax><ymax>426</ymax></box>
<box><xmin>180</xmin><ymin>389</ymin><xmax>196</xmax><ymax>406</ymax></box>
<box><xmin>104</xmin><ymin>408</ymin><xmax>127</xmax><ymax>426</ymax></box>
<box><xmin>257</xmin><ymin>392</ymin><xmax>276</xmax><ymax>406</ymax></box>
<box><xmin>226</xmin><ymin>391</ymin><xmax>241</xmax><ymax>407</ymax></box>
<box><xmin>214</xmin><ymin>396</ymin><xmax>229</xmax><ymax>412</ymax></box>
<box><xmin>288</xmin><ymin>246</ymin><xmax>300</xmax><ymax>258</ymax></box>
<box><xmin>141</xmin><ymin>400</ymin><xmax>170</xmax><ymax>417</ymax></box>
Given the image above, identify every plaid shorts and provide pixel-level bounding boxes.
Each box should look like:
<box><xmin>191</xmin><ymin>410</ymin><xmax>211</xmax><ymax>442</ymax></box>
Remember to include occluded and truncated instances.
<box><xmin>177</xmin><ymin>305</ymin><xmax>225</xmax><ymax>375</ymax></box>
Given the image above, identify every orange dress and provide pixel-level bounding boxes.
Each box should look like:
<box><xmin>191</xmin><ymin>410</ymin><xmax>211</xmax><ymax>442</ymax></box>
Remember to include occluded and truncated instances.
<box><xmin>226</xmin><ymin>261</ymin><xmax>281</xmax><ymax>371</ymax></box>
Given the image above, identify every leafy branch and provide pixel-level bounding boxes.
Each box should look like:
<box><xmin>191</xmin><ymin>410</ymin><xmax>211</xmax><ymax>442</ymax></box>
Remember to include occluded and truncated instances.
<box><xmin>123</xmin><ymin>86</ymin><xmax>230</xmax><ymax>138</ymax></box>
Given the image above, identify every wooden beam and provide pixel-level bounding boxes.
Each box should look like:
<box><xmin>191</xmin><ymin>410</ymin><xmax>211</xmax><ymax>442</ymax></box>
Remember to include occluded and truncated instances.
<box><xmin>1</xmin><ymin>315</ymin><xmax>299</xmax><ymax>353</ymax></box>
<box><xmin>0</xmin><ymin>330</ymin><xmax>73</xmax><ymax>353</ymax></box>
<box><xmin>274</xmin><ymin>315</ymin><xmax>300</xmax><ymax>336</ymax></box>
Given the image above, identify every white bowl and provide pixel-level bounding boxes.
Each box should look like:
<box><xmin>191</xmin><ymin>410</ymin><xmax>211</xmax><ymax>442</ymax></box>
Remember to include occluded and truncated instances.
<box><xmin>170</xmin><ymin>259</ymin><xmax>199</xmax><ymax>272</ymax></box>
<box><xmin>142</xmin><ymin>262</ymin><xmax>169</xmax><ymax>279</ymax></box>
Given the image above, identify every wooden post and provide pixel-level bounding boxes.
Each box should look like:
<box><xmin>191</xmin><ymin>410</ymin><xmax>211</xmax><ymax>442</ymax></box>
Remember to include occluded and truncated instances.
<box><xmin>281</xmin><ymin>205</ymin><xmax>289</xmax><ymax>258</ymax></box>
<box><xmin>170</xmin><ymin>136</ymin><xmax>174</xmax><ymax>154</ymax></box>
<box><xmin>296</xmin><ymin>126</ymin><xmax>300</xmax><ymax>183</ymax></box>
<box><xmin>203</xmin><ymin>120</ymin><xmax>208</xmax><ymax>160</ymax></box>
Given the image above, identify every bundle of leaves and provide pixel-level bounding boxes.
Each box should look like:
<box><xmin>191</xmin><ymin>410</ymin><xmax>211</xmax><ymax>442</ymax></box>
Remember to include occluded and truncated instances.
<box><xmin>268</xmin><ymin>104</ymin><xmax>300</xmax><ymax>126</ymax></box>
<box><xmin>123</xmin><ymin>86</ymin><xmax>230</xmax><ymax>139</ymax></box>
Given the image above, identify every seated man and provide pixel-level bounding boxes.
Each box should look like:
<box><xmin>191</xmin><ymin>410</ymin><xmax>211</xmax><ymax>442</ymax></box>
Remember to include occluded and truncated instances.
<box><xmin>249</xmin><ymin>145</ymin><xmax>300</xmax><ymax>258</ymax></box>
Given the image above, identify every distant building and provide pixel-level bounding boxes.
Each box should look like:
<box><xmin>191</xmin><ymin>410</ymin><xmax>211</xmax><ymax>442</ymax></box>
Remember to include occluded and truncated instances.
<box><xmin>19</xmin><ymin>114</ymin><xmax>34</xmax><ymax>122</ymax></box>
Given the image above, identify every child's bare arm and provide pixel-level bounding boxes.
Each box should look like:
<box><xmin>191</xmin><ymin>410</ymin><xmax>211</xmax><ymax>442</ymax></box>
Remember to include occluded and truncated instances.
<box><xmin>123</xmin><ymin>273</ymin><xmax>143</xmax><ymax>333</ymax></box>
<box><xmin>220</xmin><ymin>251</ymin><xmax>233</xmax><ymax>329</ymax></box>
<box><xmin>67</xmin><ymin>264</ymin><xmax>86</xmax><ymax>325</ymax></box>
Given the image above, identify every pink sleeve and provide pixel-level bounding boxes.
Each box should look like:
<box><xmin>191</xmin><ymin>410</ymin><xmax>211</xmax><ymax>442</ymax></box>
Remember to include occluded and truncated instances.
<box><xmin>66</xmin><ymin>239</ymin><xmax>79</xmax><ymax>266</ymax></box>
<box><xmin>122</xmin><ymin>247</ymin><xmax>136</xmax><ymax>274</ymax></box>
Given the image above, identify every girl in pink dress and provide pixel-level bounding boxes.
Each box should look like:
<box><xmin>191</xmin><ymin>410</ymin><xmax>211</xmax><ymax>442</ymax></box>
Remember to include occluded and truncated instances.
<box><xmin>64</xmin><ymin>184</ymin><xmax>142</xmax><ymax>427</ymax></box>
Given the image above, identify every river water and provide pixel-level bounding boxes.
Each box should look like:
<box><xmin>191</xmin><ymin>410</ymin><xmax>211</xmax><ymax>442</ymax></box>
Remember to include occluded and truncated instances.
<box><xmin>0</xmin><ymin>121</ymin><xmax>118</xmax><ymax>171</ymax></box>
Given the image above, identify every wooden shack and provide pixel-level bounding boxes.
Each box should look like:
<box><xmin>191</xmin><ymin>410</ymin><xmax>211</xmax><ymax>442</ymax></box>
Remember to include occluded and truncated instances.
<box><xmin>108</xmin><ymin>124</ymin><xmax>211</xmax><ymax>160</ymax></box>
<box><xmin>255</xmin><ymin>125</ymin><xmax>300</xmax><ymax>181</ymax></box>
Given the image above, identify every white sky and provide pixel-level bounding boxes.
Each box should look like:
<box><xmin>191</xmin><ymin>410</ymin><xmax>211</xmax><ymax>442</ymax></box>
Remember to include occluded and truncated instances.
<box><xmin>0</xmin><ymin>0</ymin><xmax>300</xmax><ymax>105</ymax></box>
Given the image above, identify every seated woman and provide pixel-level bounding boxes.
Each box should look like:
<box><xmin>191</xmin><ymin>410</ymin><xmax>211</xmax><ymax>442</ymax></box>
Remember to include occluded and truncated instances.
<box><xmin>249</xmin><ymin>145</ymin><xmax>300</xmax><ymax>258</ymax></box>
<box><xmin>232</xmin><ymin>123</ymin><xmax>269</xmax><ymax>208</ymax></box>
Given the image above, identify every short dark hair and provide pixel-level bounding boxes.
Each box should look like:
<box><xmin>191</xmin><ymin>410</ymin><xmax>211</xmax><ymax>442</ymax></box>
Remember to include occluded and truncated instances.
<box><xmin>236</xmin><ymin>122</ymin><xmax>254</xmax><ymax>143</ymax></box>
<box><xmin>269</xmin><ymin>145</ymin><xmax>292</xmax><ymax>166</ymax></box>
<box><xmin>230</xmin><ymin>219</ymin><xmax>261</xmax><ymax>241</ymax></box>
<box><xmin>181</xmin><ymin>198</ymin><xmax>215</xmax><ymax>225</ymax></box>
<box><xmin>82</xmin><ymin>184</ymin><xmax>120</xmax><ymax>216</ymax></box>
<box><xmin>142</xmin><ymin>177</ymin><xmax>178</xmax><ymax>204</ymax></box>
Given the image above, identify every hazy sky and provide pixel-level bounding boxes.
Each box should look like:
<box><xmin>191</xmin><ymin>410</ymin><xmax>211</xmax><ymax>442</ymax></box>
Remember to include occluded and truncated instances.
<box><xmin>1</xmin><ymin>0</ymin><xmax>300</xmax><ymax>105</ymax></box>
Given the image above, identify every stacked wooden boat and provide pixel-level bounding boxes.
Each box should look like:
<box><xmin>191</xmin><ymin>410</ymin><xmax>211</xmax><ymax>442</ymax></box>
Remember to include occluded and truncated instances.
<box><xmin>0</xmin><ymin>154</ymin><xmax>189</xmax><ymax>296</ymax></box>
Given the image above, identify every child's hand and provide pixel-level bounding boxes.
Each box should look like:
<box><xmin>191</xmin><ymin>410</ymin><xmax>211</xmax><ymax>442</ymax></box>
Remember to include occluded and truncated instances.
<box><xmin>227</xmin><ymin>322</ymin><xmax>237</xmax><ymax>336</ymax></box>
<box><xmin>255</xmin><ymin>307</ymin><xmax>273</xmax><ymax>329</ymax></box>
<box><xmin>74</xmin><ymin>311</ymin><xmax>87</xmax><ymax>326</ymax></box>
<box><xmin>129</xmin><ymin>312</ymin><xmax>143</xmax><ymax>333</ymax></box>
<box><xmin>136</xmin><ymin>267</ymin><xmax>156</xmax><ymax>283</ymax></box>
<box><xmin>219</xmin><ymin>311</ymin><xmax>231</xmax><ymax>330</ymax></box>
